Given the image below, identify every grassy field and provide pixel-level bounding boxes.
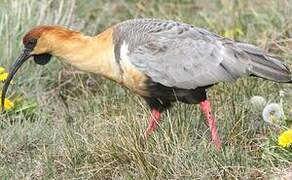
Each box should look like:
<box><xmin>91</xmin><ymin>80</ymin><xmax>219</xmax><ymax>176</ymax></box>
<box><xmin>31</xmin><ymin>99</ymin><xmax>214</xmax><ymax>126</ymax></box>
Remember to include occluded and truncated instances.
<box><xmin>0</xmin><ymin>0</ymin><xmax>292</xmax><ymax>179</ymax></box>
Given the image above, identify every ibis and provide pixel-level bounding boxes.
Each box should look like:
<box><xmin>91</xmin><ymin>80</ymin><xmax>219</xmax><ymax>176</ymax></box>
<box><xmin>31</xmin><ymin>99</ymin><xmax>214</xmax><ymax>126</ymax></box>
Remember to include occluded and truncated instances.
<box><xmin>2</xmin><ymin>19</ymin><xmax>292</xmax><ymax>150</ymax></box>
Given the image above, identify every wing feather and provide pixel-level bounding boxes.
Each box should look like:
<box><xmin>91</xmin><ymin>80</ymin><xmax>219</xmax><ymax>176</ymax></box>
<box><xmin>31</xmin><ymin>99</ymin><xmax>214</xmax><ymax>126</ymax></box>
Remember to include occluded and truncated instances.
<box><xmin>115</xmin><ymin>19</ymin><xmax>253</xmax><ymax>89</ymax></box>
<box><xmin>129</xmin><ymin>33</ymin><xmax>249</xmax><ymax>89</ymax></box>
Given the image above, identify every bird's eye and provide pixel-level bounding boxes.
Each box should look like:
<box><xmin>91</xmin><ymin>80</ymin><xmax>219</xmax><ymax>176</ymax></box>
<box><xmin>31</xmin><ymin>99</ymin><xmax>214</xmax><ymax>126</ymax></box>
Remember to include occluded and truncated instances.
<box><xmin>25</xmin><ymin>38</ymin><xmax>37</xmax><ymax>50</ymax></box>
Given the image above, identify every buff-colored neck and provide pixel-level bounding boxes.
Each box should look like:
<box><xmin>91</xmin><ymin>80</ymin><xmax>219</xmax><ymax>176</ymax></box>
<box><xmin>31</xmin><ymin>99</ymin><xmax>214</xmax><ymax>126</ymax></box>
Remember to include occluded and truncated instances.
<box><xmin>50</xmin><ymin>28</ymin><xmax>122</xmax><ymax>83</ymax></box>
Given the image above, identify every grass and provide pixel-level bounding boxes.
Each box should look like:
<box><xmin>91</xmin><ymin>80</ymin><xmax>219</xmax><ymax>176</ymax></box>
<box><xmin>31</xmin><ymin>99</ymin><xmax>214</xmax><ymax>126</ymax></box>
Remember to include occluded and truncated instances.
<box><xmin>0</xmin><ymin>0</ymin><xmax>292</xmax><ymax>179</ymax></box>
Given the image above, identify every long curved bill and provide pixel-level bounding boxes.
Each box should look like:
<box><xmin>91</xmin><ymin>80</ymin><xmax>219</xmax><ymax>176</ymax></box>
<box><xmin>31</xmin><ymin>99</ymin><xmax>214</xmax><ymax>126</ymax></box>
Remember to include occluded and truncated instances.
<box><xmin>1</xmin><ymin>50</ymin><xmax>32</xmax><ymax>111</ymax></box>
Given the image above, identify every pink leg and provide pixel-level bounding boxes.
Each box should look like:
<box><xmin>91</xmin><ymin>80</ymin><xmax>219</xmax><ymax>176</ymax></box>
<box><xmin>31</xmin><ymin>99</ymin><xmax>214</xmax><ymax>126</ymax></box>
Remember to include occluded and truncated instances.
<box><xmin>143</xmin><ymin>108</ymin><xmax>161</xmax><ymax>139</ymax></box>
<box><xmin>199</xmin><ymin>100</ymin><xmax>222</xmax><ymax>151</ymax></box>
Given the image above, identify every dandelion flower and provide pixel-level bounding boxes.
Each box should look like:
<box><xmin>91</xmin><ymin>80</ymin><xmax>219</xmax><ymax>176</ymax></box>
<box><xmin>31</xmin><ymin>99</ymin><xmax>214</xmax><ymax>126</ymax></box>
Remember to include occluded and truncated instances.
<box><xmin>262</xmin><ymin>103</ymin><xmax>284</xmax><ymax>124</ymax></box>
<box><xmin>0</xmin><ymin>98</ymin><xmax>14</xmax><ymax>110</ymax></box>
<box><xmin>223</xmin><ymin>28</ymin><xmax>244</xmax><ymax>39</ymax></box>
<box><xmin>278</xmin><ymin>129</ymin><xmax>292</xmax><ymax>148</ymax></box>
<box><xmin>0</xmin><ymin>72</ymin><xmax>8</xmax><ymax>81</ymax></box>
<box><xmin>0</xmin><ymin>66</ymin><xmax>5</xmax><ymax>73</ymax></box>
<box><xmin>250</xmin><ymin>96</ymin><xmax>266</xmax><ymax>110</ymax></box>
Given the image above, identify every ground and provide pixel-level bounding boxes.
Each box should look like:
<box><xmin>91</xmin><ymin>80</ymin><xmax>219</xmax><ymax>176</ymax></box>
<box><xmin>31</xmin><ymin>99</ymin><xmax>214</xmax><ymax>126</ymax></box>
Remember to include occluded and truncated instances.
<box><xmin>0</xmin><ymin>0</ymin><xmax>291</xmax><ymax>179</ymax></box>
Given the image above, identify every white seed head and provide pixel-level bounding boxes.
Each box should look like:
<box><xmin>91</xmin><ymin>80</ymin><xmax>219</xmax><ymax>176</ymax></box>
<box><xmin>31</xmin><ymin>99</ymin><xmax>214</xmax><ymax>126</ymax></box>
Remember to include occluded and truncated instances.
<box><xmin>279</xmin><ymin>90</ymin><xmax>285</xmax><ymax>97</ymax></box>
<box><xmin>262</xmin><ymin>103</ymin><xmax>284</xmax><ymax>124</ymax></box>
<box><xmin>250</xmin><ymin>96</ymin><xmax>266</xmax><ymax>110</ymax></box>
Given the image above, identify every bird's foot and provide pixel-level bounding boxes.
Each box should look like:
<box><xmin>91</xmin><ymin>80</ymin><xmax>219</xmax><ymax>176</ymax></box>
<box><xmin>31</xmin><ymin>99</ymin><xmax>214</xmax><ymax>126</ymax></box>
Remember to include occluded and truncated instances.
<box><xmin>143</xmin><ymin>108</ymin><xmax>161</xmax><ymax>139</ymax></box>
<box><xmin>199</xmin><ymin>100</ymin><xmax>222</xmax><ymax>151</ymax></box>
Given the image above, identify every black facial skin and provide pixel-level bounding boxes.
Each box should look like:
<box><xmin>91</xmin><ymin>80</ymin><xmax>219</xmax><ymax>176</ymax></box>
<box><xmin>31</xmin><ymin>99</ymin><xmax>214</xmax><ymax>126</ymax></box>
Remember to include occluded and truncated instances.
<box><xmin>1</xmin><ymin>38</ymin><xmax>52</xmax><ymax>111</ymax></box>
<box><xmin>34</xmin><ymin>54</ymin><xmax>52</xmax><ymax>65</ymax></box>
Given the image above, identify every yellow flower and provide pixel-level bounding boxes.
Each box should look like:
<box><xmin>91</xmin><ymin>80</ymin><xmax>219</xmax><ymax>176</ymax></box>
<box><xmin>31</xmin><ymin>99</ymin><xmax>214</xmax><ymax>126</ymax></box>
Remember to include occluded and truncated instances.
<box><xmin>223</xmin><ymin>27</ymin><xmax>244</xmax><ymax>39</ymax></box>
<box><xmin>278</xmin><ymin>129</ymin><xmax>292</xmax><ymax>148</ymax></box>
<box><xmin>0</xmin><ymin>66</ymin><xmax>8</xmax><ymax>81</ymax></box>
<box><xmin>0</xmin><ymin>98</ymin><xmax>14</xmax><ymax>110</ymax></box>
<box><xmin>0</xmin><ymin>66</ymin><xmax>5</xmax><ymax>73</ymax></box>
<box><xmin>0</xmin><ymin>72</ymin><xmax>8</xmax><ymax>81</ymax></box>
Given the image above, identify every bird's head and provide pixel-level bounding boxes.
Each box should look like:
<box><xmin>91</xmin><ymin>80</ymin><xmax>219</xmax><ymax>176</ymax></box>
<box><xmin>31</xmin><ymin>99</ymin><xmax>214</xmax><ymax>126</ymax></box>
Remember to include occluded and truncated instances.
<box><xmin>1</xmin><ymin>25</ymin><xmax>77</xmax><ymax>111</ymax></box>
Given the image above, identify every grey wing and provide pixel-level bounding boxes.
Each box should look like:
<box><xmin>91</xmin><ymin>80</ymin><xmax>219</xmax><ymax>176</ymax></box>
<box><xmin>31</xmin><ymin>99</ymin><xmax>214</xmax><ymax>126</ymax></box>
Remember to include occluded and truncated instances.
<box><xmin>128</xmin><ymin>35</ymin><xmax>251</xmax><ymax>89</ymax></box>
<box><xmin>116</xmin><ymin>19</ymin><xmax>291</xmax><ymax>88</ymax></box>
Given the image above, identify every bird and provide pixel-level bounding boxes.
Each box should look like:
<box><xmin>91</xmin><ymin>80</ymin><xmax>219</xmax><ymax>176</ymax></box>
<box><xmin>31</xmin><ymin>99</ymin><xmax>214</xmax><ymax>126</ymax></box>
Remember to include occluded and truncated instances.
<box><xmin>2</xmin><ymin>19</ymin><xmax>291</xmax><ymax>151</ymax></box>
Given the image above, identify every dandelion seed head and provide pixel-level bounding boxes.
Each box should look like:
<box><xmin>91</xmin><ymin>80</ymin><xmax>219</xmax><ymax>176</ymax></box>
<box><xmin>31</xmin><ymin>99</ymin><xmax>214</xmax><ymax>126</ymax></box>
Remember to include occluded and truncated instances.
<box><xmin>262</xmin><ymin>103</ymin><xmax>284</xmax><ymax>124</ymax></box>
<box><xmin>250</xmin><ymin>96</ymin><xmax>266</xmax><ymax>110</ymax></box>
<box><xmin>279</xmin><ymin>90</ymin><xmax>285</xmax><ymax>97</ymax></box>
